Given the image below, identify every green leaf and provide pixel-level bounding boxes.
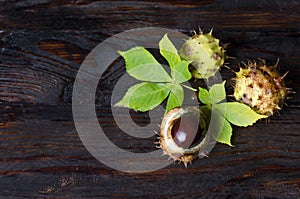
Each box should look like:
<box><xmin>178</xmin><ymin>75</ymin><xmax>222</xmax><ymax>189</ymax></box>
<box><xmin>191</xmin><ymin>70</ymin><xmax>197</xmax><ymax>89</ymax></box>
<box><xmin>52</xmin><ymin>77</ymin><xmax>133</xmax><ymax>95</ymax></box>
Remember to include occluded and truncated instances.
<box><xmin>208</xmin><ymin>107</ymin><xmax>232</xmax><ymax>146</ymax></box>
<box><xmin>216</xmin><ymin>113</ymin><xmax>233</xmax><ymax>146</ymax></box>
<box><xmin>215</xmin><ymin>102</ymin><xmax>268</xmax><ymax>127</ymax></box>
<box><xmin>165</xmin><ymin>84</ymin><xmax>184</xmax><ymax>113</ymax></box>
<box><xmin>114</xmin><ymin>83</ymin><xmax>141</xmax><ymax>108</ymax></box>
<box><xmin>119</xmin><ymin>47</ymin><xmax>172</xmax><ymax>82</ymax></box>
<box><xmin>171</xmin><ymin>60</ymin><xmax>192</xmax><ymax>83</ymax></box>
<box><xmin>198</xmin><ymin>87</ymin><xmax>210</xmax><ymax>104</ymax></box>
<box><xmin>209</xmin><ymin>81</ymin><xmax>226</xmax><ymax>104</ymax></box>
<box><xmin>115</xmin><ymin>82</ymin><xmax>170</xmax><ymax>112</ymax></box>
<box><xmin>117</xmin><ymin>38</ymin><xmax>190</xmax><ymax>114</ymax></box>
<box><xmin>159</xmin><ymin>34</ymin><xmax>181</xmax><ymax>67</ymax></box>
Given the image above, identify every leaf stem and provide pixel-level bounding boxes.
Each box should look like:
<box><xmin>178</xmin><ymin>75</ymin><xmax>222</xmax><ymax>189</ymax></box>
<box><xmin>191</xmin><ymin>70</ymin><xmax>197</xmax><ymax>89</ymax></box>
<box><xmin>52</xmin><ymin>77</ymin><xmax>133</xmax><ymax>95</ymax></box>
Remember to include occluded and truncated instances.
<box><xmin>182</xmin><ymin>84</ymin><xmax>197</xmax><ymax>92</ymax></box>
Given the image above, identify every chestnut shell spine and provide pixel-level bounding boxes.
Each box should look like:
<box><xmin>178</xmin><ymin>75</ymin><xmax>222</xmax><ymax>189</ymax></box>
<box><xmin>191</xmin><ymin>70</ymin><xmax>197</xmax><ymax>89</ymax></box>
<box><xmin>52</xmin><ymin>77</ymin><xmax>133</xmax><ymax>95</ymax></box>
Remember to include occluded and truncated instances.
<box><xmin>158</xmin><ymin>107</ymin><xmax>210</xmax><ymax>167</ymax></box>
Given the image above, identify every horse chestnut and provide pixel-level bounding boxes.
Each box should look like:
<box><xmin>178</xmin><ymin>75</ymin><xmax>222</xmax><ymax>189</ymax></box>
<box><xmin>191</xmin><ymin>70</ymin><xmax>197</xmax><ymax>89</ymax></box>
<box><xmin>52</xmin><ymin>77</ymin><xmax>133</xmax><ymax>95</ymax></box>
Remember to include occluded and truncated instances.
<box><xmin>159</xmin><ymin>107</ymin><xmax>209</xmax><ymax>167</ymax></box>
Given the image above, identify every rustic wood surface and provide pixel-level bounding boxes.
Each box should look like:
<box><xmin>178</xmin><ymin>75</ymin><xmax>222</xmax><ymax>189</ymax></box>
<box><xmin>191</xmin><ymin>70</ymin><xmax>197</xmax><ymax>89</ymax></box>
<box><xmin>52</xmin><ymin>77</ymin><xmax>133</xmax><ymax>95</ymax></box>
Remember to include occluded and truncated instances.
<box><xmin>0</xmin><ymin>0</ymin><xmax>300</xmax><ymax>198</ymax></box>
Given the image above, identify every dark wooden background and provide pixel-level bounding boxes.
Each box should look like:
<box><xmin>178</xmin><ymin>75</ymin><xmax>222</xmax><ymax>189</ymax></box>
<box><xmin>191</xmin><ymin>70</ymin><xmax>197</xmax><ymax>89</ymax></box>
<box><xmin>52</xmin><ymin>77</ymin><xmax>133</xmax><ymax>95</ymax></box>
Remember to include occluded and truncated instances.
<box><xmin>0</xmin><ymin>0</ymin><xmax>299</xmax><ymax>198</ymax></box>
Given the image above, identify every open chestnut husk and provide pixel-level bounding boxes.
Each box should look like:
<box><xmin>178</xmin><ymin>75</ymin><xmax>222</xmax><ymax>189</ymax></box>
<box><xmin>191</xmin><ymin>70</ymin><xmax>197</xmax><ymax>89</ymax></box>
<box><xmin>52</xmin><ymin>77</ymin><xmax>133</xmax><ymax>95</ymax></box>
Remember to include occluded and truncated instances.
<box><xmin>158</xmin><ymin>107</ymin><xmax>209</xmax><ymax>167</ymax></box>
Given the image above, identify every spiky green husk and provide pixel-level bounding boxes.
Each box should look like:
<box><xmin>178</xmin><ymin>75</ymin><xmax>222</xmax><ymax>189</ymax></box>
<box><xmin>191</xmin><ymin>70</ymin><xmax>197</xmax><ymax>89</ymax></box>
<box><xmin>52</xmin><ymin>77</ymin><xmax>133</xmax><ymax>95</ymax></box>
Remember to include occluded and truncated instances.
<box><xmin>233</xmin><ymin>60</ymin><xmax>287</xmax><ymax>116</ymax></box>
<box><xmin>179</xmin><ymin>30</ymin><xmax>225</xmax><ymax>79</ymax></box>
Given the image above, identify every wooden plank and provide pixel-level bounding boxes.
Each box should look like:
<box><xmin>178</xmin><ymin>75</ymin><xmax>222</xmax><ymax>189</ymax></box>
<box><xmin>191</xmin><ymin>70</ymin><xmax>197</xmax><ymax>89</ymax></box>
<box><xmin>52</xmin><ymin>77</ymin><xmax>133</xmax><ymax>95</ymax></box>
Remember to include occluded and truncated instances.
<box><xmin>0</xmin><ymin>105</ymin><xmax>299</xmax><ymax>198</ymax></box>
<box><xmin>0</xmin><ymin>0</ymin><xmax>299</xmax><ymax>198</ymax></box>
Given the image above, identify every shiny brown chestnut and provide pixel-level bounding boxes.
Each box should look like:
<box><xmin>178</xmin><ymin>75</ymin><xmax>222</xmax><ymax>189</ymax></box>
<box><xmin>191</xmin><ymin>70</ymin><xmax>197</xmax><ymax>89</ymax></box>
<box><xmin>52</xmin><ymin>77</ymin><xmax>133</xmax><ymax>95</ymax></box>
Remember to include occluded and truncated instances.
<box><xmin>158</xmin><ymin>107</ymin><xmax>209</xmax><ymax>167</ymax></box>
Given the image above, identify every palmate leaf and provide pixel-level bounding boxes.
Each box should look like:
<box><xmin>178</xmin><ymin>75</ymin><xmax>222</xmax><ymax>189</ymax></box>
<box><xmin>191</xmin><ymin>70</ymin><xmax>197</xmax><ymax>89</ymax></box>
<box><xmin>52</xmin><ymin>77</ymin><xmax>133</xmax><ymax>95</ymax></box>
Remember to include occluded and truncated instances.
<box><xmin>198</xmin><ymin>87</ymin><xmax>210</xmax><ymax>105</ymax></box>
<box><xmin>216</xmin><ymin>112</ymin><xmax>233</xmax><ymax>146</ymax></box>
<box><xmin>115</xmin><ymin>82</ymin><xmax>170</xmax><ymax>112</ymax></box>
<box><xmin>165</xmin><ymin>84</ymin><xmax>184</xmax><ymax>113</ymax></box>
<box><xmin>160</xmin><ymin>34</ymin><xmax>191</xmax><ymax>83</ymax></box>
<box><xmin>215</xmin><ymin>102</ymin><xmax>268</xmax><ymax>127</ymax></box>
<box><xmin>198</xmin><ymin>81</ymin><xmax>226</xmax><ymax>105</ymax></box>
<box><xmin>116</xmin><ymin>34</ymin><xmax>193</xmax><ymax>114</ymax></box>
<box><xmin>119</xmin><ymin>47</ymin><xmax>172</xmax><ymax>82</ymax></box>
<box><xmin>159</xmin><ymin>34</ymin><xmax>181</xmax><ymax>68</ymax></box>
<box><xmin>114</xmin><ymin>82</ymin><xmax>141</xmax><ymax>107</ymax></box>
<box><xmin>209</xmin><ymin>109</ymin><xmax>233</xmax><ymax>146</ymax></box>
<box><xmin>209</xmin><ymin>81</ymin><xmax>226</xmax><ymax>104</ymax></box>
<box><xmin>198</xmin><ymin>81</ymin><xmax>266</xmax><ymax>146</ymax></box>
<box><xmin>171</xmin><ymin>60</ymin><xmax>192</xmax><ymax>83</ymax></box>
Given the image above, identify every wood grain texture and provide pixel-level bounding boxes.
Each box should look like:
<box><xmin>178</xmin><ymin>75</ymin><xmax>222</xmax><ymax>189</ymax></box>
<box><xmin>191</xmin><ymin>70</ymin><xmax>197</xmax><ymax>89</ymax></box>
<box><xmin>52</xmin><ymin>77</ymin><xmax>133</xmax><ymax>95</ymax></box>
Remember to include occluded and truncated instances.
<box><xmin>0</xmin><ymin>0</ymin><xmax>299</xmax><ymax>198</ymax></box>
